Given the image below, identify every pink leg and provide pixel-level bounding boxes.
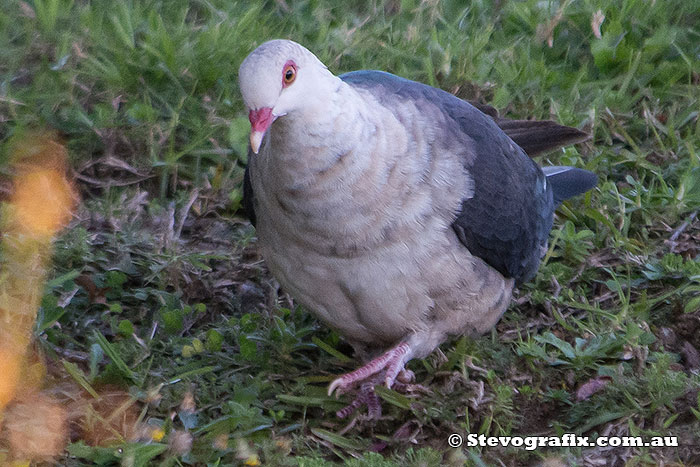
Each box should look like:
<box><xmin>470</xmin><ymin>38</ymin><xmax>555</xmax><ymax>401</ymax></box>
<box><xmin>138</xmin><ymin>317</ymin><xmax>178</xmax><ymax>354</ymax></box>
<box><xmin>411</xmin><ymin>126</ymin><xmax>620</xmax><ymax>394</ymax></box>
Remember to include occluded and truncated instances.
<box><xmin>328</xmin><ymin>341</ymin><xmax>412</xmax><ymax>397</ymax></box>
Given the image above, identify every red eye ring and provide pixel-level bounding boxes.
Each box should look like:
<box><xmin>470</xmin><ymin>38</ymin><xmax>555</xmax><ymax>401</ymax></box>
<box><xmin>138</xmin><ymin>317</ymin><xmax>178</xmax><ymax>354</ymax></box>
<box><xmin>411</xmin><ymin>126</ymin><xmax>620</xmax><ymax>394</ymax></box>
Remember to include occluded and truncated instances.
<box><xmin>282</xmin><ymin>61</ymin><xmax>297</xmax><ymax>87</ymax></box>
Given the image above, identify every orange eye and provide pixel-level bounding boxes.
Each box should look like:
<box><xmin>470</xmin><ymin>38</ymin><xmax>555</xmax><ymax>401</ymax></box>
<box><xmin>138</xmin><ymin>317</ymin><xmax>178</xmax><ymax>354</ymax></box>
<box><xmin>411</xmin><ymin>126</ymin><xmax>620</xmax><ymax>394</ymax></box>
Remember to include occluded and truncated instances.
<box><xmin>282</xmin><ymin>62</ymin><xmax>296</xmax><ymax>86</ymax></box>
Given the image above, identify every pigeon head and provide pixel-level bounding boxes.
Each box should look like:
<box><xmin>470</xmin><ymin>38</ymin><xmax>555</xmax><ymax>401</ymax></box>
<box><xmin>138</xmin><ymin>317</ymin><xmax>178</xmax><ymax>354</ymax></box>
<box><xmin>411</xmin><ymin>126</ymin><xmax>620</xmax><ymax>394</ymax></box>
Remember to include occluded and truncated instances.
<box><xmin>238</xmin><ymin>40</ymin><xmax>335</xmax><ymax>153</ymax></box>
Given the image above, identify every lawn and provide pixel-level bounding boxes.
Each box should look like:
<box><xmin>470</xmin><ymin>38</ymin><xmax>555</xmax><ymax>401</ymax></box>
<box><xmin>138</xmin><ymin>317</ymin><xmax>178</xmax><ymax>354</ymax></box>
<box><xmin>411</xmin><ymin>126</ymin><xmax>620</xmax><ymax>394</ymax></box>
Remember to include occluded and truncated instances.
<box><xmin>0</xmin><ymin>0</ymin><xmax>699</xmax><ymax>465</ymax></box>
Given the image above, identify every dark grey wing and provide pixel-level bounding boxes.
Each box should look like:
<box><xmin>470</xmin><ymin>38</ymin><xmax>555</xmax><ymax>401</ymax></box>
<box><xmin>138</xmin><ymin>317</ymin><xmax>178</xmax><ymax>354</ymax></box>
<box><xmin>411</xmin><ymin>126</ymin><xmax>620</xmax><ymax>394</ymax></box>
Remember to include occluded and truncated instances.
<box><xmin>242</xmin><ymin>149</ymin><xmax>256</xmax><ymax>227</ymax></box>
<box><xmin>341</xmin><ymin>70</ymin><xmax>556</xmax><ymax>285</ymax></box>
<box><xmin>451</xmin><ymin>137</ymin><xmax>554</xmax><ymax>285</ymax></box>
<box><xmin>446</xmin><ymin>107</ymin><xmax>555</xmax><ymax>285</ymax></box>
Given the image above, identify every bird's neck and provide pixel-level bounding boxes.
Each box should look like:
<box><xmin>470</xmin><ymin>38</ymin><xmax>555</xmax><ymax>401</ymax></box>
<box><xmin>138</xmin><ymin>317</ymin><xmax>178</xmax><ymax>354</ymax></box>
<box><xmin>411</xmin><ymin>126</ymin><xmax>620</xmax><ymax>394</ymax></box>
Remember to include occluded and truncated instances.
<box><xmin>266</xmin><ymin>82</ymin><xmax>370</xmax><ymax>187</ymax></box>
<box><xmin>255</xmin><ymin>83</ymin><xmax>408</xmax><ymax>254</ymax></box>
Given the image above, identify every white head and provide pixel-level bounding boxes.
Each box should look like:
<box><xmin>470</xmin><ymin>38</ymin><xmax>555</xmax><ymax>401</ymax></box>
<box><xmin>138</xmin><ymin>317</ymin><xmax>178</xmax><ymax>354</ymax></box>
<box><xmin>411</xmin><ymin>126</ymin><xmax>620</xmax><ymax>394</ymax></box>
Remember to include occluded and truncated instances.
<box><xmin>238</xmin><ymin>39</ymin><xmax>336</xmax><ymax>153</ymax></box>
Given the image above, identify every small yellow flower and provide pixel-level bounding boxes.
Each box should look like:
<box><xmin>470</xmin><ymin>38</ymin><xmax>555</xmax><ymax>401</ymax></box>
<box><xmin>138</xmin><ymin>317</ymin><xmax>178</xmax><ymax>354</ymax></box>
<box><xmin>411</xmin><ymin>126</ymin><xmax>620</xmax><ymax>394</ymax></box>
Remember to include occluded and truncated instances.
<box><xmin>151</xmin><ymin>428</ymin><xmax>166</xmax><ymax>442</ymax></box>
<box><xmin>244</xmin><ymin>455</ymin><xmax>261</xmax><ymax>466</ymax></box>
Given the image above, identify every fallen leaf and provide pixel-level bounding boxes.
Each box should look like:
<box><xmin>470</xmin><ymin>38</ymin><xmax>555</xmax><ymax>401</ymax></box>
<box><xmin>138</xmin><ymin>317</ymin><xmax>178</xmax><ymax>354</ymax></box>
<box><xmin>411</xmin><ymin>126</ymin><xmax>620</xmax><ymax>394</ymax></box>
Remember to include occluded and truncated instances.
<box><xmin>169</xmin><ymin>430</ymin><xmax>193</xmax><ymax>456</ymax></box>
<box><xmin>6</xmin><ymin>394</ymin><xmax>67</xmax><ymax>460</ymax></box>
<box><xmin>575</xmin><ymin>376</ymin><xmax>612</xmax><ymax>401</ymax></box>
<box><xmin>681</xmin><ymin>341</ymin><xmax>700</xmax><ymax>369</ymax></box>
<box><xmin>591</xmin><ymin>10</ymin><xmax>605</xmax><ymax>39</ymax></box>
<box><xmin>19</xmin><ymin>2</ymin><xmax>35</xmax><ymax>18</ymax></box>
<box><xmin>58</xmin><ymin>287</ymin><xmax>80</xmax><ymax>308</ymax></box>
<box><xmin>75</xmin><ymin>275</ymin><xmax>109</xmax><ymax>305</ymax></box>
<box><xmin>535</xmin><ymin>0</ymin><xmax>571</xmax><ymax>47</ymax></box>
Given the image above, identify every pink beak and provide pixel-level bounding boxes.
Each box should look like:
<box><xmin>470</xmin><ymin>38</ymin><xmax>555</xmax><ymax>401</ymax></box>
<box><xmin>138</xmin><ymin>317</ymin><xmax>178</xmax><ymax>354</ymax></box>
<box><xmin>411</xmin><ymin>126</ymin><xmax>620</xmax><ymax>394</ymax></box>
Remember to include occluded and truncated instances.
<box><xmin>248</xmin><ymin>107</ymin><xmax>275</xmax><ymax>154</ymax></box>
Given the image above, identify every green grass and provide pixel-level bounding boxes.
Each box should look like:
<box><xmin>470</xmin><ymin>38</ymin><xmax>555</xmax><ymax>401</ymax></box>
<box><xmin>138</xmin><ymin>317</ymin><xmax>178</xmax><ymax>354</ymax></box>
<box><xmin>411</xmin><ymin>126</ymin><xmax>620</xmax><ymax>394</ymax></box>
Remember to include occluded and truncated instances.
<box><xmin>1</xmin><ymin>0</ymin><xmax>699</xmax><ymax>465</ymax></box>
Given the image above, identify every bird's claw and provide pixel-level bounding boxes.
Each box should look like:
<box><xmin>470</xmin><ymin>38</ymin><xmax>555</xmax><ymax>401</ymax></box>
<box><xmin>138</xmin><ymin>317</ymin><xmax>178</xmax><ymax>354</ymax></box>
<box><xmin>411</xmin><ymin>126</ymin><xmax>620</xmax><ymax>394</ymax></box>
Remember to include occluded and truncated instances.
<box><xmin>328</xmin><ymin>376</ymin><xmax>350</xmax><ymax>398</ymax></box>
<box><xmin>327</xmin><ymin>341</ymin><xmax>411</xmax><ymax>397</ymax></box>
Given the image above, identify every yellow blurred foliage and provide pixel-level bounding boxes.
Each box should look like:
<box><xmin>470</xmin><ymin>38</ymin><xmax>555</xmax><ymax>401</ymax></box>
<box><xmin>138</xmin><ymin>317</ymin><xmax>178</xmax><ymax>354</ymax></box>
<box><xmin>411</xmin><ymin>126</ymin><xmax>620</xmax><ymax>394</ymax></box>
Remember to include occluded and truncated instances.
<box><xmin>5</xmin><ymin>131</ymin><xmax>76</xmax><ymax>238</ymax></box>
<box><xmin>10</xmin><ymin>168</ymin><xmax>75</xmax><ymax>237</ymax></box>
<box><xmin>0</xmin><ymin>132</ymin><xmax>77</xmax><ymax>462</ymax></box>
<box><xmin>0</xmin><ymin>348</ymin><xmax>22</xmax><ymax>410</ymax></box>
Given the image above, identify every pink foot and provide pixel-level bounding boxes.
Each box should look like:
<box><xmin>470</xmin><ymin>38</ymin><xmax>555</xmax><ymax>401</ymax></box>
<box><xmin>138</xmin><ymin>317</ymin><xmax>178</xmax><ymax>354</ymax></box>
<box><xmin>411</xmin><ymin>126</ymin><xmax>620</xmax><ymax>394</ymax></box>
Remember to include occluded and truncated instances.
<box><xmin>334</xmin><ymin>369</ymin><xmax>421</xmax><ymax>419</ymax></box>
<box><xmin>328</xmin><ymin>342</ymin><xmax>412</xmax><ymax>397</ymax></box>
<box><xmin>336</xmin><ymin>383</ymin><xmax>381</xmax><ymax>419</ymax></box>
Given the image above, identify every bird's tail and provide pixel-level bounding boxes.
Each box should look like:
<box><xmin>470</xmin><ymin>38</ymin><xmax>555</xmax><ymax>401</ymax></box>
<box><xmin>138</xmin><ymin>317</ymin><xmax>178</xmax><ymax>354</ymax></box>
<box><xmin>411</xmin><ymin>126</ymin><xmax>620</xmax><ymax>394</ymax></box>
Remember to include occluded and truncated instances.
<box><xmin>468</xmin><ymin>101</ymin><xmax>590</xmax><ymax>156</ymax></box>
<box><xmin>543</xmin><ymin>166</ymin><xmax>598</xmax><ymax>205</ymax></box>
<box><xmin>497</xmin><ymin>119</ymin><xmax>589</xmax><ymax>157</ymax></box>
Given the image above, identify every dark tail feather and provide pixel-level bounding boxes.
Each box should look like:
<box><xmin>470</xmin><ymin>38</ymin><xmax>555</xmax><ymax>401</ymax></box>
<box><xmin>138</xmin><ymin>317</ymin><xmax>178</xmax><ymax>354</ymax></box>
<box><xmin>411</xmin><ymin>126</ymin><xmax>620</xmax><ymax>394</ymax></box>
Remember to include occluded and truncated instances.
<box><xmin>469</xmin><ymin>101</ymin><xmax>500</xmax><ymax>119</ymax></box>
<box><xmin>542</xmin><ymin>166</ymin><xmax>598</xmax><ymax>205</ymax></box>
<box><xmin>496</xmin><ymin>119</ymin><xmax>589</xmax><ymax>156</ymax></box>
<box><xmin>468</xmin><ymin>101</ymin><xmax>589</xmax><ymax>156</ymax></box>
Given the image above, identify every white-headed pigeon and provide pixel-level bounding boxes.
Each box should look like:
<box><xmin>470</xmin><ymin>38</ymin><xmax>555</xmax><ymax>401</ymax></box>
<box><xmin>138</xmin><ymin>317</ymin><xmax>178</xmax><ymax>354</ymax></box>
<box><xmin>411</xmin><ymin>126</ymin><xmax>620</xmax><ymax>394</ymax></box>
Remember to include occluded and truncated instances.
<box><xmin>238</xmin><ymin>40</ymin><xmax>597</xmax><ymax>417</ymax></box>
